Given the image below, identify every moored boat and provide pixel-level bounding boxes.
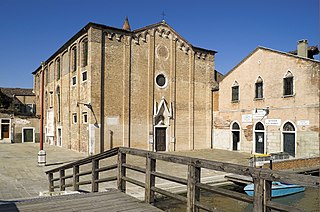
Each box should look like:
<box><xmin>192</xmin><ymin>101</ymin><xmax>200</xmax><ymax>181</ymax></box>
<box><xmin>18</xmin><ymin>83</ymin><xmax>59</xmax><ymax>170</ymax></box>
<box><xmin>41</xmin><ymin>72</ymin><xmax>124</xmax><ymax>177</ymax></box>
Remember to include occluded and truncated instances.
<box><xmin>244</xmin><ymin>182</ymin><xmax>305</xmax><ymax>197</ymax></box>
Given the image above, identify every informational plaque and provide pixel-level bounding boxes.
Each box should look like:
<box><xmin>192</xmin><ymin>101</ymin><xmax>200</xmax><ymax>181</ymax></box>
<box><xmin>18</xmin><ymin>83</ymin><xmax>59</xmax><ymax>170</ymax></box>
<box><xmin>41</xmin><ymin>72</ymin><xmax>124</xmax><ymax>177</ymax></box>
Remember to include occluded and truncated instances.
<box><xmin>265</xmin><ymin>119</ymin><xmax>281</xmax><ymax>126</ymax></box>
<box><xmin>297</xmin><ymin>120</ymin><xmax>310</xmax><ymax>126</ymax></box>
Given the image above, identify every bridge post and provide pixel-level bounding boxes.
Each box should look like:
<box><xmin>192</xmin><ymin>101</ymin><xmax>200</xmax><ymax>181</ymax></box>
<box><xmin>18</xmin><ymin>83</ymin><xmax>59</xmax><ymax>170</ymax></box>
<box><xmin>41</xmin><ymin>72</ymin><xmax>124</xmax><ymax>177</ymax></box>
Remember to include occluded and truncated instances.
<box><xmin>59</xmin><ymin>169</ymin><xmax>65</xmax><ymax>191</ymax></box>
<box><xmin>253</xmin><ymin>176</ymin><xmax>264</xmax><ymax>212</ymax></box>
<box><xmin>92</xmin><ymin>159</ymin><xmax>99</xmax><ymax>192</ymax></box>
<box><xmin>73</xmin><ymin>165</ymin><xmax>79</xmax><ymax>191</ymax></box>
<box><xmin>264</xmin><ymin>180</ymin><xmax>272</xmax><ymax>212</ymax></box>
<box><xmin>145</xmin><ymin>153</ymin><xmax>156</xmax><ymax>204</ymax></box>
<box><xmin>187</xmin><ymin>162</ymin><xmax>200</xmax><ymax>212</ymax></box>
<box><xmin>117</xmin><ymin>151</ymin><xmax>126</xmax><ymax>192</ymax></box>
<box><xmin>48</xmin><ymin>172</ymin><xmax>54</xmax><ymax>192</ymax></box>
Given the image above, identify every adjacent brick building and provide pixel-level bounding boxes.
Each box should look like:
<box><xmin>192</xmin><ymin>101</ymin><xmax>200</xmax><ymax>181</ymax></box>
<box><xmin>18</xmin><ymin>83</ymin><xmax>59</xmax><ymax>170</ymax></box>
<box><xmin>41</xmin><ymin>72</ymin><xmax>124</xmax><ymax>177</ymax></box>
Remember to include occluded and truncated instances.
<box><xmin>32</xmin><ymin>19</ymin><xmax>220</xmax><ymax>154</ymax></box>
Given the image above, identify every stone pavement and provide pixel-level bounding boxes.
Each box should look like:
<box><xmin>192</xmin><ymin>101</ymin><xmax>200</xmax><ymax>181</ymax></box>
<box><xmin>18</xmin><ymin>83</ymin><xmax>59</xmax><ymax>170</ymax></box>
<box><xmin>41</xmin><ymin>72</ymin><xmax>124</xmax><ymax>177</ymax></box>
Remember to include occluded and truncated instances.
<box><xmin>0</xmin><ymin>143</ymin><xmax>85</xmax><ymax>201</ymax></box>
<box><xmin>0</xmin><ymin>143</ymin><xmax>251</xmax><ymax>201</ymax></box>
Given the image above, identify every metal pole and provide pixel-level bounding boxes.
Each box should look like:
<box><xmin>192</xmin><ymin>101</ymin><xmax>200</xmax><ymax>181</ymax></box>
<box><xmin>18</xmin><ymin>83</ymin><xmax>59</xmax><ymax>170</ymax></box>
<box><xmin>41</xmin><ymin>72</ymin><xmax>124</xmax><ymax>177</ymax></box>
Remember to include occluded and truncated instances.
<box><xmin>40</xmin><ymin>62</ymin><xmax>45</xmax><ymax>151</ymax></box>
<box><xmin>38</xmin><ymin>62</ymin><xmax>46</xmax><ymax>166</ymax></box>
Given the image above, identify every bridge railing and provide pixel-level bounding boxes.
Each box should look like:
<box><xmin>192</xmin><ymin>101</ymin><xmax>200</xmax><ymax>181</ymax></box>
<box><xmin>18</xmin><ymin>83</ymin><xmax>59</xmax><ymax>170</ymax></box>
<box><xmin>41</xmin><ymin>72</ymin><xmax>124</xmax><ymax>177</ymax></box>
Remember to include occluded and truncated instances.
<box><xmin>46</xmin><ymin>147</ymin><xmax>320</xmax><ymax>212</ymax></box>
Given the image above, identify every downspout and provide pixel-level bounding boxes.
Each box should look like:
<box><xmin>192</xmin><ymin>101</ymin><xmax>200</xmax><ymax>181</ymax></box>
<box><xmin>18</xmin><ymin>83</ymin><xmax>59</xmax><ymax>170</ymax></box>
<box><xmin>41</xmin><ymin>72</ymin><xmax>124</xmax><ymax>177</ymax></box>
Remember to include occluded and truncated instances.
<box><xmin>100</xmin><ymin>31</ymin><xmax>105</xmax><ymax>153</ymax></box>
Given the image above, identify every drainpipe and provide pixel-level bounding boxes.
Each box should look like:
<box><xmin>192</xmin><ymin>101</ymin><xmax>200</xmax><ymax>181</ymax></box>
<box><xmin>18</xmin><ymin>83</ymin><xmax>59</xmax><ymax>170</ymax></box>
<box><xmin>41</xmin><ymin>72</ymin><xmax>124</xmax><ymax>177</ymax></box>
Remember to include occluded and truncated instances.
<box><xmin>100</xmin><ymin>31</ymin><xmax>105</xmax><ymax>153</ymax></box>
<box><xmin>38</xmin><ymin>62</ymin><xmax>46</xmax><ymax>166</ymax></box>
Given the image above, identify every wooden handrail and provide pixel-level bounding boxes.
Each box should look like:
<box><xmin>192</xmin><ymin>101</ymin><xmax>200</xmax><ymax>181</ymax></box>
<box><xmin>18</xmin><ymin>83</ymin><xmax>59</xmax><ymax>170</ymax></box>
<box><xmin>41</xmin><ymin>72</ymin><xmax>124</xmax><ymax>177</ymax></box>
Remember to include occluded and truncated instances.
<box><xmin>46</xmin><ymin>147</ymin><xmax>319</xmax><ymax>212</ymax></box>
<box><xmin>45</xmin><ymin>147</ymin><xmax>119</xmax><ymax>174</ymax></box>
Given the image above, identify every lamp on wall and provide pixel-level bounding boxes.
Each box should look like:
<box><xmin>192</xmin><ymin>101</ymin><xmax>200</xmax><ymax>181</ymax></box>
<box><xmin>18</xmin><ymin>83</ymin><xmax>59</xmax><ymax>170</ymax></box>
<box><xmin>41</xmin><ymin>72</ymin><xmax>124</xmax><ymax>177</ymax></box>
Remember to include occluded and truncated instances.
<box><xmin>76</xmin><ymin>101</ymin><xmax>92</xmax><ymax>110</ymax></box>
<box><xmin>76</xmin><ymin>101</ymin><xmax>98</xmax><ymax>128</ymax></box>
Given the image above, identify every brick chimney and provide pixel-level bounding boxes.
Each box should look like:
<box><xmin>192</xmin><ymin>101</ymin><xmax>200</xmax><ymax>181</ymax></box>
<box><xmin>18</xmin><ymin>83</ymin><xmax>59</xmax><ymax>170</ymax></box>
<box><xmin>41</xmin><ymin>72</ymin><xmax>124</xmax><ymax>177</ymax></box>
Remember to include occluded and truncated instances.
<box><xmin>297</xmin><ymin>39</ymin><xmax>308</xmax><ymax>58</ymax></box>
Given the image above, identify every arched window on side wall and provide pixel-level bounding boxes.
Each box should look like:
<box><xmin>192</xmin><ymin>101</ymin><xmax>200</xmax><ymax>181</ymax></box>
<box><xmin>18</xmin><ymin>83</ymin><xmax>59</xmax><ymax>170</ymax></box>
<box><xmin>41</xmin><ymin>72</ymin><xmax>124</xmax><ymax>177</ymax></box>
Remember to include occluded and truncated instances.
<box><xmin>82</xmin><ymin>39</ymin><xmax>88</xmax><ymax>67</ymax></box>
<box><xmin>56</xmin><ymin>86</ymin><xmax>61</xmax><ymax>123</ymax></box>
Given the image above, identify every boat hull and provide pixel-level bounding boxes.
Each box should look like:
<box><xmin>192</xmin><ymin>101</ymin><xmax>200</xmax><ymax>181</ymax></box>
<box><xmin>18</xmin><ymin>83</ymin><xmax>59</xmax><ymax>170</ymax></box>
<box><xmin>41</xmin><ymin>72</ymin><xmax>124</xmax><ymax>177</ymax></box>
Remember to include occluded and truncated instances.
<box><xmin>244</xmin><ymin>182</ymin><xmax>305</xmax><ymax>197</ymax></box>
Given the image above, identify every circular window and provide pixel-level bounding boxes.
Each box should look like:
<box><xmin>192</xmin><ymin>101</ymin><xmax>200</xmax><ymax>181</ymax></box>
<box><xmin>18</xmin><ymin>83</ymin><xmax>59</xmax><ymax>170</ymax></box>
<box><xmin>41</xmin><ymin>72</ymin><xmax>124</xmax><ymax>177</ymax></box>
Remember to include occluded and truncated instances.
<box><xmin>156</xmin><ymin>74</ymin><xmax>166</xmax><ymax>88</ymax></box>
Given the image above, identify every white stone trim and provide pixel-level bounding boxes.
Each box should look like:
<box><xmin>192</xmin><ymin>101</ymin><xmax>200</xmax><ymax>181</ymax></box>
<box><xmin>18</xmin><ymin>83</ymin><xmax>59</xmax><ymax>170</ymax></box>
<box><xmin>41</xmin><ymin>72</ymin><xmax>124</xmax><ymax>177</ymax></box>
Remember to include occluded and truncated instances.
<box><xmin>230</xmin><ymin>121</ymin><xmax>241</xmax><ymax>151</ymax></box>
<box><xmin>253</xmin><ymin>121</ymin><xmax>266</xmax><ymax>154</ymax></box>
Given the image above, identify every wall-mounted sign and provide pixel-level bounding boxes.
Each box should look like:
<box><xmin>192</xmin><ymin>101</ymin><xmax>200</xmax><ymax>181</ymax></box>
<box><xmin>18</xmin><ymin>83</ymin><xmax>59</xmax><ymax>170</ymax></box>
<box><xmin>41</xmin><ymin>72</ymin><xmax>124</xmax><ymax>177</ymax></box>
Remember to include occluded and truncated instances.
<box><xmin>265</xmin><ymin>119</ymin><xmax>281</xmax><ymax>126</ymax></box>
<box><xmin>106</xmin><ymin>116</ymin><xmax>119</xmax><ymax>125</ymax></box>
<box><xmin>297</xmin><ymin>120</ymin><xmax>310</xmax><ymax>126</ymax></box>
<box><xmin>242</xmin><ymin>114</ymin><xmax>252</xmax><ymax>123</ymax></box>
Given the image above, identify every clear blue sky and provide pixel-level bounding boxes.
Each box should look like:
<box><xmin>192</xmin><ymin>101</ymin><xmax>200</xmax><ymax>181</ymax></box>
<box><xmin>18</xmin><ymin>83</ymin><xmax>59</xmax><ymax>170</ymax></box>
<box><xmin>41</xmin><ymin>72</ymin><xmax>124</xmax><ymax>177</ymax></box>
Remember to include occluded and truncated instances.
<box><xmin>0</xmin><ymin>0</ymin><xmax>319</xmax><ymax>88</ymax></box>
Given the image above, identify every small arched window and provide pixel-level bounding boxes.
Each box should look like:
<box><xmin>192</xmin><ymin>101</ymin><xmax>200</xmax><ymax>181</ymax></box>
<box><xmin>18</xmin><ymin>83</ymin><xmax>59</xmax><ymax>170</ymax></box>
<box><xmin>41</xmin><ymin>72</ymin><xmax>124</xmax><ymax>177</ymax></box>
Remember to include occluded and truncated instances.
<box><xmin>255</xmin><ymin>76</ymin><xmax>263</xmax><ymax>99</ymax></box>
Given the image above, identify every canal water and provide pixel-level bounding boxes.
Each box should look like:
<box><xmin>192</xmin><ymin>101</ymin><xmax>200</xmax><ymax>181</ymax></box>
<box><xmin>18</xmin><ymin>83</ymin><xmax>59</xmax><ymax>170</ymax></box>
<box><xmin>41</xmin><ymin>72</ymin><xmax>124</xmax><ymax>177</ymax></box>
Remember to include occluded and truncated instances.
<box><xmin>154</xmin><ymin>184</ymin><xmax>320</xmax><ymax>212</ymax></box>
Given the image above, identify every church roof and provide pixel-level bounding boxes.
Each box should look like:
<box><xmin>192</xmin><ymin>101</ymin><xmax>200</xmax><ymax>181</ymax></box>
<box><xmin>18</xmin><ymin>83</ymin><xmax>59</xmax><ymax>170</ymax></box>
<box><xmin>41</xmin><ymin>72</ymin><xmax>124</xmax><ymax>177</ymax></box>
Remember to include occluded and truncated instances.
<box><xmin>32</xmin><ymin>21</ymin><xmax>216</xmax><ymax>75</ymax></box>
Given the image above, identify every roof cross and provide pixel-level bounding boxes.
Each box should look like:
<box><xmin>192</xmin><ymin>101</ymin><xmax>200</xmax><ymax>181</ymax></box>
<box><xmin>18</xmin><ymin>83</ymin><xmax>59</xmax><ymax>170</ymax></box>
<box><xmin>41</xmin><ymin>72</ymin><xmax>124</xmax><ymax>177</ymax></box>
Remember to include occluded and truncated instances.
<box><xmin>161</xmin><ymin>11</ymin><xmax>166</xmax><ymax>22</ymax></box>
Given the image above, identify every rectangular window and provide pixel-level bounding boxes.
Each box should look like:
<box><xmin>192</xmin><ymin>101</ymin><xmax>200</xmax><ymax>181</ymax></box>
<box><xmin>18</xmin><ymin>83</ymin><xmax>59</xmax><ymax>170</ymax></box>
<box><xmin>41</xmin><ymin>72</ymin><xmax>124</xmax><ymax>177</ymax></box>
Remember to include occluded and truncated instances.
<box><xmin>82</xmin><ymin>71</ymin><xmax>87</xmax><ymax>82</ymax></box>
<box><xmin>83</xmin><ymin>112</ymin><xmax>88</xmax><ymax>124</ymax></box>
<box><xmin>72</xmin><ymin>113</ymin><xmax>77</xmax><ymax>124</ymax></box>
<box><xmin>83</xmin><ymin>40</ymin><xmax>88</xmax><ymax>67</ymax></box>
<box><xmin>255</xmin><ymin>82</ymin><xmax>263</xmax><ymax>99</ymax></box>
<box><xmin>232</xmin><ymin>86</ymin><xmax>239</xmax><ymax>102</ymax></box>
<box><xmin>283</xmin><ymin>77</ymin><xmax>293</xmax><ymax>96</ymax></box>
<box><xmin>72</xmin><ymin>76</ymin><xmax>77</xmax><ymax>86</ymax></box>
<box><xmin>26</xmin><ymin>104</ymin><xmax>35</xmax><ymax>114</ymax></box>
<box><xmin>72</xmin><ymin>46</ymin><xmax>77</xmax><ymax>72</ymax></box>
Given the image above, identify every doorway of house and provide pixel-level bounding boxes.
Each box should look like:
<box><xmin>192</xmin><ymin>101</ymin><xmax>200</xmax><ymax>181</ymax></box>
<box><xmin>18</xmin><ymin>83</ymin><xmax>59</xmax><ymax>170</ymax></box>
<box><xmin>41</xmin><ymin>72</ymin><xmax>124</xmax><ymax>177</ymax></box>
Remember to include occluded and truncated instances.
<box><xmin>283</xmin><ymin>122</ymin><xmax>295</xmax><ymax>157</ymax></box>
<box><xmin>155</xmin><ymin>127</ymin><xmax>166</xmax><ymax>151</ymax></box>
<box><xmin>1</xmin><ymin>124</ymin><xmax>9</xmax><ymax>139</ymax></box>
<box><xmin>255</xmin><ymin>122</ymin><xmax>265</xmax><ymax>154</ymax></box>
<box><xmin>23</xmin><ymin>128</ymin><xmax>34</xmax><ymax>142</ymax></box>
<box><xmin>231</xmin><ymin>122</ymin><xmax>240</xmax><ymax>151</ymax></box>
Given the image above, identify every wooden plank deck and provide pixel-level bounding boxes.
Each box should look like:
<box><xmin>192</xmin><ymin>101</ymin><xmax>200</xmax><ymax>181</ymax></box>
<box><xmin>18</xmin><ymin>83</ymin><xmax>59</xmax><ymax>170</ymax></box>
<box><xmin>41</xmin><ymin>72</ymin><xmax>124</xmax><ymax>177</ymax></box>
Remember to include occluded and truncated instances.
<box><xmin>0</xmin><ymin>190</ymin><xmax>163</xmax><ymax>212</ymax></box>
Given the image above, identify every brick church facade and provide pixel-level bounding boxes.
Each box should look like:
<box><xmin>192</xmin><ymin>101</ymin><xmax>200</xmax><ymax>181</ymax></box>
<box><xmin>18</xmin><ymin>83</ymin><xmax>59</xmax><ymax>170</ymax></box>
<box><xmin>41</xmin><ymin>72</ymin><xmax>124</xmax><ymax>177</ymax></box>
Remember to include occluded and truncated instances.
<box><xmin>33</xmin><ymin>19</ymin><xmax>220</xmax><ymax>154</ymax></box>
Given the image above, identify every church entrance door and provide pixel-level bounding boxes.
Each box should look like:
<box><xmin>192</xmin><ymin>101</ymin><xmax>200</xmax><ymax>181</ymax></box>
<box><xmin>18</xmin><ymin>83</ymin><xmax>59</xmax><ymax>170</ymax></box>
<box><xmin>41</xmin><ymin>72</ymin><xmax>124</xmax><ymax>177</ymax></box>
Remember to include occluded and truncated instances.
<box><xmin>155</xmin><ymin>128</ymin><xmax>166</xmax><ymax>151</ymax></box>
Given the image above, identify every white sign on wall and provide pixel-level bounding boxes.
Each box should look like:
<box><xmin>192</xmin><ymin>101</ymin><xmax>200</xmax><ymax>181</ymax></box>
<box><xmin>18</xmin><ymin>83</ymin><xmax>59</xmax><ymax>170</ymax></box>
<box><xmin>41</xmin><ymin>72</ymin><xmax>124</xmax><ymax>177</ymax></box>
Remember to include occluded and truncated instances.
<box><xmin>106</xmin><ymin>116</ymin><xmax>119</xmax><ymax>125</ymax></box>
<box><xmin>46</xmin><ymin>109</ymin><xmax>54</xmax><ymax>136</ymax></box>
<box><xmin>297</xmin><ymin>120</ymin><xmax>310</xmax><ymax>126</ymax></box>
<box><xmin>242</xmin><ymin>114</ymin><xmax>252</xmax><ymax>123</ymax></box>
<box><xmin>265</xmin><ymin>119</ymin><xmax>281</xmax><ymax>126</ymax></box>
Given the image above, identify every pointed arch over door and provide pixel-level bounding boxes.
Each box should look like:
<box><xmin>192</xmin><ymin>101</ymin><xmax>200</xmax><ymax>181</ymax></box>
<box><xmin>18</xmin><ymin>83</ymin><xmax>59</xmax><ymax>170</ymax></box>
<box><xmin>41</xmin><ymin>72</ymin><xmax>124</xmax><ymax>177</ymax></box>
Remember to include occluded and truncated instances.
<box><xmin>282</xmin><ymin>122</ymin><xmax>296</xmax><ymax>157</ymax></box>
<box><xmin>254</xmin><ymin>122</ymin><xmax>265</xmax><ymax>154</ymax></box>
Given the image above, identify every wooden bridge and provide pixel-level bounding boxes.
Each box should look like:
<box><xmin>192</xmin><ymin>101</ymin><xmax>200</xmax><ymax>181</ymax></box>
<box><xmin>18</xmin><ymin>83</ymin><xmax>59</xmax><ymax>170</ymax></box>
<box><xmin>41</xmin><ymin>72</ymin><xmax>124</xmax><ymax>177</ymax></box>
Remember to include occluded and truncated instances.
<box><xmin>4</xmin><ymin>148</ymin><xmax>319</xmax><ymax>212</ymax></box>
